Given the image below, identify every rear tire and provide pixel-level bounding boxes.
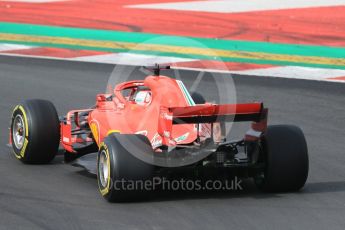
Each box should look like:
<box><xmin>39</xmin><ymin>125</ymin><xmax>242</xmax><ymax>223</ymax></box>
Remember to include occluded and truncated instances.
<box><xmin>10</xmin><ymin>99</ymin><xmax>60</xmax><ymax>164</ymax></box>
<box><xmin>254</xmin><ymin>125</ymin><xmax>309</xmax><ymax>192</ymax></box>
<box><xmin>97</xmin><ymin>133</ymin><xmax>154</xmax><ymax>202</ymax></box>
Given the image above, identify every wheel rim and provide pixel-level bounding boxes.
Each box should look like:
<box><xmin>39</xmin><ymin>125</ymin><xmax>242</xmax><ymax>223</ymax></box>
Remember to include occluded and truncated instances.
<box><xmin>99</xmin><ymin>150</ymin><xmax>109</xmax><ymax>188</ymax></box>
<box><xmin>12</xmin><ymin>114</ymin><xmax>26</xmax><ymax>149</ymax></box>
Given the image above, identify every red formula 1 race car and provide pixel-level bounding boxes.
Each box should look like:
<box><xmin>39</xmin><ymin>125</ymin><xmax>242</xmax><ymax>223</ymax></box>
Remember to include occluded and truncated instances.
<box><xmin>9</xmin><ymin>65</ymin><xmax>308</xmax><ymax>202</ymax></box>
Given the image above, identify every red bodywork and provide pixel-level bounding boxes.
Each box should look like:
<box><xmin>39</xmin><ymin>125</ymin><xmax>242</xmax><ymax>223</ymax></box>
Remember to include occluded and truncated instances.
<box><xmin>60</xmin><ymin>75</ymin><xmax>266</xmax><ymax>154</ymax></box>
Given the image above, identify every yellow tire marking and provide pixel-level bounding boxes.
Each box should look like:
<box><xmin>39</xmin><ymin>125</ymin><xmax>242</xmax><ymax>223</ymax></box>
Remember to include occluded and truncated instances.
<box><xmin>12</xmin><ymin>105</ymin><xmax>29</xmax><ymax>159</ymax></box>
<box><xmin>98</xmin><ymin>142</ymin><xmax>111</xmax><ymax>196</ymax></box>
<box><xmin>107</xmin><ymin>130</ymin><xmax>121</xmax><ymax>136</ymax></box>
<box><xmin>18</xmin><ymin>105</ymin><xmax>29</xmax><ymax>158</ymax></box>
<box><xmin>20</xmin><ymin>139</ymin><xmax>29</xmax><ymax>158</ymax></box>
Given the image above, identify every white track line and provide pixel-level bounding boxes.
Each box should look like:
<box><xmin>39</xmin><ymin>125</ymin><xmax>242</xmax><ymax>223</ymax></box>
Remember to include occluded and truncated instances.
<box><xmin>231</xmin><ymin>66</ymin><xmax>345</xmax><ymax>80</ymax></box>
<box><xmin>0</xmin><ymin>43</ymin><xmax>34</xmax><ymax>52</ymax></box>
<box><xmin>0</xmin><ymin>52</ymin><xmax>344</xmax><ymax>83</ymax></box>
<box><xmin>128</xmin><ymin>0</ymin><xmax>345</xmax><ymax>13</ymax></box>
<box><xmin>171</xmin><ymin>66</ymin><xmax>345</xmax><ymax>83</ymax></box>
<box><xmin>72</xmin><ymin>53</ymin><xmax>196</xmax><ymax>65</ymax></box>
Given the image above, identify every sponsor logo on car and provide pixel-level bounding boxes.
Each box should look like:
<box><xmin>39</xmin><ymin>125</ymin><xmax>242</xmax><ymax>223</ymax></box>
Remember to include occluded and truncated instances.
<box><xmin>174</xmin><ymin>132</ymin><xmax>189</xmax><ymax>143</ymax></box>
<box><xmin>151</xmin><ymin>133</ymin><xmax>162</xmax><ymax>149</ymax></box>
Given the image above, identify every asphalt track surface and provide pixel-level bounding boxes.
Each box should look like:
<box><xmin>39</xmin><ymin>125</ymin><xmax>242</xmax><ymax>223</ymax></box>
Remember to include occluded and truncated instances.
<box><xmin>1</xmin><ymin>56</ymin><xmax>345</xmax><ymax>230</ymax></box>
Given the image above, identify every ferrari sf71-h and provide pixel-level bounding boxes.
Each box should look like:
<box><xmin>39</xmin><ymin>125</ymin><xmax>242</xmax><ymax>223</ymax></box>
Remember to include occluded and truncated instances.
<box><xmin>9</xmin><ymin>65</ymin><xmax>308</xmax><ymax>202</ymax></box>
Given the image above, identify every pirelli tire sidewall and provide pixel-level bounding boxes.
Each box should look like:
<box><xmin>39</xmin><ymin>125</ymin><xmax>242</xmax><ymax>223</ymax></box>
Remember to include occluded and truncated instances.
<box><xmin>97</xmin><ymin>141</ymin><xmax>113</xmax><ymax>199</ymax></box>
<box><xmin>97</xmin><ymin>133</ymin><xmax>154</xmax><ymax>202</ymax></box>
<box><xmin>11</xmin><ymin>105</ymin><xmax>29</xmax><ymax>160</ymax></box>
<box><xmin>11</xmin><ymin>100</ymin><xmax>60</xmax><ymax>164</ymax></box>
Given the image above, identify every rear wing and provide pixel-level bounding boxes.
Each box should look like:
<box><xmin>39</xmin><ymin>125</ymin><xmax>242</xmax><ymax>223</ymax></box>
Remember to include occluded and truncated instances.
<box><xmin>158</xmin><ymin>102</ymin><xmax>267</xmax><ymax>146</ymax></box>
<box><xmin>170</xmin><ymin>103</ymin><xmax>264</xmax><ymax>124</ymax></box>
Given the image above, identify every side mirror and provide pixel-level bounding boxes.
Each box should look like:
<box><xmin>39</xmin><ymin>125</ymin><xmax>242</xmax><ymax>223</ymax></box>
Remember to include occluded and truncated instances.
<box><xmin>95</xmin><ymin>94</ymin><xmax>114</xmax><ymax>110</ymax></box>
<box><xmin>96</xmin><ymin>94</ymin><xmax>112</xmax><ymax>102</ymax></box>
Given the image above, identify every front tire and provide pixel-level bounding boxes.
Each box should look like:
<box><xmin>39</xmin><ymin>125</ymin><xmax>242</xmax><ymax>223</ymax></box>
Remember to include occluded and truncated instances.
<box><xmin>97</xmin><ymin>133</ymin><xmax>154</xmax><ymax>202</ymax></box>
<box><xmin>10</xmin><ymin>99</ymin><xmax>60</xmax><ymax>164</ymax></box>
<box><xmin>254</xmin><ymin>125</ymin><xmax>309</xmax><ymax>192</ymax></box>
